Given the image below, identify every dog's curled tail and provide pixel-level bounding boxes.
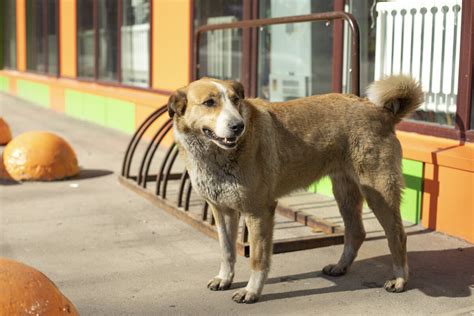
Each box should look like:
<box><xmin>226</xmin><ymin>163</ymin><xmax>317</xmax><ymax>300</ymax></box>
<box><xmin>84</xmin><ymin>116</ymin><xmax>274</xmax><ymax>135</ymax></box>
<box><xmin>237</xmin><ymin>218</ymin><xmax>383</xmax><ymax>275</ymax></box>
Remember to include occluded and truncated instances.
<box><xmin>367</xmin><ymin>75</ymin><xmax>424</xmax><ymax>123</ymax></box>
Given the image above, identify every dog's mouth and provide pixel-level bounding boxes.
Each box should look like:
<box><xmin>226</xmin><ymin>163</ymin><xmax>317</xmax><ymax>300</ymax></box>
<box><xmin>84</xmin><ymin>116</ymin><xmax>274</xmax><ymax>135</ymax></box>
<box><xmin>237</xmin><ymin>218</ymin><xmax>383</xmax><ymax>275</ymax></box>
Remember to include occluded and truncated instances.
<box><xmin>202</xmin><ymin>127</ymin><xmax>238</xmax><ymax>149</ymax></box>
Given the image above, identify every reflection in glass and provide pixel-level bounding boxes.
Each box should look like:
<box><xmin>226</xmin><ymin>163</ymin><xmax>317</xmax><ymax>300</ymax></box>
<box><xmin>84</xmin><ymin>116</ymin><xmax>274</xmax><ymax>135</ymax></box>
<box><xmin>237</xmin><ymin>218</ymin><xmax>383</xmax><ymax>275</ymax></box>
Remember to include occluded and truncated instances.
<box><xmin>194</xmin><ymin>0</ymin><xmax>243</xmax><ymax>80</ymax></box>
<box><xmin>77</xmin><ymin>0</ymin><xmax>94</xmax><ymax>78</ymax></box>
<box><xmin>98</xmin><ymin>0</ymin><xmax>118</xmax><ymax>81</ymax></box>
<box><xmin>26</xmin><ymin>0</ymin><xmax>46</xmax><ymax>72</ymax></box>
<box><xmin>47</xmin><ymin>0</ymin><xmax>58</xmax><ymax>75</ymax></box>
<box><xmin>121</xmin><ymin>0</ymin><xmax>150</xmax><ymax>87</ymax></box>
<box><xmin>3</xmin><ymin>0</ymin><xmax>17</xmax><ymax>69</ymax></box>
<box><xmin>258</xmin><ymin>0</ymin><xmax>334</xmax><ymax>101</ymax></box>
<box><xmin>25</xmin><ymin>0</ymin><xmax>58</xmax><ymax>74</ymax></box>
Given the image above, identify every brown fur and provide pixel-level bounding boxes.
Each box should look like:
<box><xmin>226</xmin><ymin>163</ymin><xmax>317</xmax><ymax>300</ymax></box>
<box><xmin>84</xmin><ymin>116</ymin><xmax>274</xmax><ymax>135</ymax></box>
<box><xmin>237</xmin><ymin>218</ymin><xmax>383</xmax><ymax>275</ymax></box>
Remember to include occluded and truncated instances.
<box><xmin>168</xmin><ymin>75</ymin><xmax>423</xmax><ymax>303</ymax></box>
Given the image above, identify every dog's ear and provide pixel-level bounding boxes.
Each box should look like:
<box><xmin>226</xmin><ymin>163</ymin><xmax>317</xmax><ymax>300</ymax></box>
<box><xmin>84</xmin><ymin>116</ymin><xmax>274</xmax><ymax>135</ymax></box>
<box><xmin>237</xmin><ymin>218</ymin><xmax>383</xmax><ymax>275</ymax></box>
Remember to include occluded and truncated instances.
<box><xmin>227</xmin><ymin>80</ymin><xmax>245</xmax><ymax>100</ymax></box>
<box><xmin>167</xmin><ymin>88</ymin><xmax>187</xmax><ymax>118</ymax></box>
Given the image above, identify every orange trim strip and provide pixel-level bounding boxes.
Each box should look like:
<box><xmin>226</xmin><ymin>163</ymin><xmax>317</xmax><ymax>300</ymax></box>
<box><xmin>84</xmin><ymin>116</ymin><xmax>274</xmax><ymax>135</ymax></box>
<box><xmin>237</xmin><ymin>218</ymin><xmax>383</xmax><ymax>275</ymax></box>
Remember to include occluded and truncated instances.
<box><xmin>397</xmin><ymin>131</ymin><xmax>474</xmax><ymax>172</ymax></box>
<box><xmin>60</xmin><ymin>0</ymin><xmax>77</xmax><ymax>77</ymax></box>
<box><xmin>0</xmin><ymin>70</ymin><xmax>168</xmax><ymax>108</ymax></box>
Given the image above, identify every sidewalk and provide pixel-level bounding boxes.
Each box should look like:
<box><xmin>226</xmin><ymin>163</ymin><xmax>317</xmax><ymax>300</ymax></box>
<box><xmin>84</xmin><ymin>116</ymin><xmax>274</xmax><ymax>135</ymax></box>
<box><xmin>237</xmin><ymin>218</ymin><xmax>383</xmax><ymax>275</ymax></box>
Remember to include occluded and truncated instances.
<box><xmin>1</xmin><ymin>92</ymin><xmax>473</xmax><ymax>315</ymax></box>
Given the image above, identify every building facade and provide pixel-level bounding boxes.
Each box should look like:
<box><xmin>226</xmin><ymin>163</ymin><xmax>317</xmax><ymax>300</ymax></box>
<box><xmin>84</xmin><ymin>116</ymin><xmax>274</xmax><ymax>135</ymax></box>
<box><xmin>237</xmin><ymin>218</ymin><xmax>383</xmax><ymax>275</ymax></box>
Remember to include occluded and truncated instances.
<box><xmin>0</xmin><ymin>0</ymin><xmax>473</xmax><ymax>243</ymax></box>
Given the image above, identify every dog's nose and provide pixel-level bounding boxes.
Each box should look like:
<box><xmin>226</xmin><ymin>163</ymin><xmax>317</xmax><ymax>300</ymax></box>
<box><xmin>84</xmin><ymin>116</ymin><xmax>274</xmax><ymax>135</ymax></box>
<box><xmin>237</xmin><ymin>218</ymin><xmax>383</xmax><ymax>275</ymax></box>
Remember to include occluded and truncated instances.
<box><xmin>230</xmin><ymin>121</ymin><xmax>245</xmax><ymax>136</ymax></box>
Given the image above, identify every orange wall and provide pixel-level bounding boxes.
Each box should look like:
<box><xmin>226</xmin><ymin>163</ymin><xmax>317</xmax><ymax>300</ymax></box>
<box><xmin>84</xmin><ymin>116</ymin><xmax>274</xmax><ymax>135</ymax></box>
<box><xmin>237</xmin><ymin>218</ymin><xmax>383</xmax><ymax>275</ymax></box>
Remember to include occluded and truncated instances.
<box><xmin>60</xmin><ymin>0</ymin><xmax>77</xmax><ymax>78</ymax></box>
<box><xmin>152</xmin><ymin>0</ymin><xmax>191</xmax><ymax>91</ymax></box>
<box><xmin>422</xmin><ymin>163</ymin><xmax>474</xmax><ymax>243</ymax></box>
<box><xmin>16</xmin><ymin>0</ymin><xmax>26</xmax><ymax>71</ymax></box>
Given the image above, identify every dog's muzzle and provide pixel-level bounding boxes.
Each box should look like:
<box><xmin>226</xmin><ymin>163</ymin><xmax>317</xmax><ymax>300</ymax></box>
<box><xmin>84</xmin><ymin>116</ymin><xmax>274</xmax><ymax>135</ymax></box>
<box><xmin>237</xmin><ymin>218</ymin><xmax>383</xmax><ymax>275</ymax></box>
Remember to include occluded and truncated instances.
<box><xmin>202</xmin><ymin>127</ymin><xmax>241</xmax><ymax>149</ymax></box>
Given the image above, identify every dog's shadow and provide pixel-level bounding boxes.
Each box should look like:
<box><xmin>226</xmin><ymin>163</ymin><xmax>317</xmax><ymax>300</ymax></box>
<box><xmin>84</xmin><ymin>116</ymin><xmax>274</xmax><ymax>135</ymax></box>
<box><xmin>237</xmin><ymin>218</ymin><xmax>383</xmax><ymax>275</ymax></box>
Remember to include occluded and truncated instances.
<box><xmin>233</xmin><ymin>247</ymin><xmax>474</xmax><ymax>302</ymax></box>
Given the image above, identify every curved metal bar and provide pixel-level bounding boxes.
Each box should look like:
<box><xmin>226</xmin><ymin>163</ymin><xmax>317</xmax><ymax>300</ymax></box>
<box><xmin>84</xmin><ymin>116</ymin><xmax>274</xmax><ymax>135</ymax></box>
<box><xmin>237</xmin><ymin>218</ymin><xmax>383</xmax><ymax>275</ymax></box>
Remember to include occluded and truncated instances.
<box><xmin>161</xmin><ymin>145</ymin><xmax>180</xmax><ymax>199</ymax></box>
<box><xmin>138</xmin><ymin>119</ymin><xmax>173</xmax><ymax>187</ymax></box>
<box><xmin>202</xmin><ymin>201</ymin><xmax>208</xmax><ymax>221</ymax></box>
<box><xmin>209</xmin><ymin>205</ymin><xmax>215</xmax><ymax>225</ymax></box>
<box><xmin>184</xmin><ymin>180</ymin><xmax>193</xmax><ymax>211</ymax></box>
<box><xmin>155</xmin><ymin>142</ymin><xmax>177</xmax><ymax>195</ymax></box>
<box><xmin>135</xmin><ymin>112</ymin><xmax>171</xmax><ymax>184</ymax></box>
<box><xmin>121</xmin><ymin>105</ymin><xmax>167</xmax><ymax>178</ymax></box>
<box><xmin>194</xmin><ymin>11</ymin><xmax>360</xmax><ymax>96</ymax></box>
<box><xmin>177</xmin><ymin>169</ymin><xmax>189</xmax><ymax>207</ymax></box>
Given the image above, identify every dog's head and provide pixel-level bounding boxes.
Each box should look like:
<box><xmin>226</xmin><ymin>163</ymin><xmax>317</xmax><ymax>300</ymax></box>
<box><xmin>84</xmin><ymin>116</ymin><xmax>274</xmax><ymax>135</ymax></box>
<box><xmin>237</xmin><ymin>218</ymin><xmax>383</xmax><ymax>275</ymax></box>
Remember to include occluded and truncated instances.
<box><xmin>168</xmin><ymin>78</ymin><xmax>246</xmax><ymax>150</ymax></box>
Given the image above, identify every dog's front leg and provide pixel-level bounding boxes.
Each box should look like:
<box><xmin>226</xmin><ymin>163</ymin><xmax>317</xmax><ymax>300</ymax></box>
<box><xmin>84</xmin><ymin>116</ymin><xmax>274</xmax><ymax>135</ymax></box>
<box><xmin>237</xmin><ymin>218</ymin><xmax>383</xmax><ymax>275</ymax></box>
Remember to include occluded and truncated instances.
<box><xmin>232</xmin><ymin>210</ymin><xmax>274</xmax><ymax>304</ymax></box>
<box><xmin>207</xmin><ymin>204</ymin><xmax>239</xmax><ymax>291</ymax></box>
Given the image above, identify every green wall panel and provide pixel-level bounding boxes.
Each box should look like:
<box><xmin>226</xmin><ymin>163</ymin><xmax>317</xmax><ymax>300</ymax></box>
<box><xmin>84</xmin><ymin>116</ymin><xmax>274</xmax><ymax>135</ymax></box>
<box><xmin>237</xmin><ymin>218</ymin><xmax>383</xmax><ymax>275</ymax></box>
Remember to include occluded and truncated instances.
<box><xmin>307</xmin><ymin>158</ymin><xmax>424</xmax><ymax>224</ymax></box>
<box><xmin>106</xmin><ymin>98</ymin><xmax>135</xmax><ymax>134</ymax></box>
<box><xmin>0</xmin><ymin>76</ymin><xmax>9</xmax><ymax>92</ymax></box>
<box><xmin>400</xmin><ymin>159</ymin><xmax>424</xmax><ymax>224</ymax></box>
<box><xmin>64</xmin><ymin>90</ymin><xmax>135</xmax><ymax>135</ymax></box>
<box><xmin>83</xmin><ymin>94</ymin><xmax>107</xmax><ymax>125</ymax></box>
<box><xmin>65</xmin><ymin>89</ymin><xmax>84</xmax><ymax>119</ymax></box>
<box><xmin>17</xmin><ymin>80</ymin><xmax>50</xmax><ymax>108</ymax></box>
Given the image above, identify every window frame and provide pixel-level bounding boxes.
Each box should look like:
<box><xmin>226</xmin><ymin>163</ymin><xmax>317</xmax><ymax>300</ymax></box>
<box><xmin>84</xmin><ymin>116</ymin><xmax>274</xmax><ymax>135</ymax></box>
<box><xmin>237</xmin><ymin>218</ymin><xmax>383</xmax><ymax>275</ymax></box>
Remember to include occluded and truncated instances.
<box><xmin>190</xmin><ymin>0</ymin><xmax>474</xmax><ymax>142</ymax></box>
<box><xmin>76</xmin><ymin>0</ymin><xmax>153</xmax><ymax>90</ymax></box>
<box><xmin>25</xmin><ymin>0</ymin><xmax>60</xmax><ymax>77</ymax></box>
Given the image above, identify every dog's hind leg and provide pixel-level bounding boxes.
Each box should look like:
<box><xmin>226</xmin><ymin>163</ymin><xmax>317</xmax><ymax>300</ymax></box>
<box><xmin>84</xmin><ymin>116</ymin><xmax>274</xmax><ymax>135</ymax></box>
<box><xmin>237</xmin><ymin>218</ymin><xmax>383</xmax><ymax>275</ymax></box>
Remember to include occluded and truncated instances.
<box><xmin>232</xmin><ymin>206</ymin><xmax>275</xmax><ymax>304</ymax></box>
<box><xmin>207</xmin><ymin>205</ymin><xmax>240</xmax><ymax>291</ymax></box>
<box><xmin>359</xmin><ymin>170</ymin><xmax>408</xmax><ymax>293</ymax></box>
<box><xmin>323</xmin><ymin>172</ymin><xmax>365</xmax><ymax>277</ymax></box>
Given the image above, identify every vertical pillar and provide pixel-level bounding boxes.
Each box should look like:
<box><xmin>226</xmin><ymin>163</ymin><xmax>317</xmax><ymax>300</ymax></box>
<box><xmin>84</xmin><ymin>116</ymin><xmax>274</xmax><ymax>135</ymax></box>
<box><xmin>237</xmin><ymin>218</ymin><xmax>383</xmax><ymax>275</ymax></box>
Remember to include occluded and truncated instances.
<box><xmin>60</xmin><ymin>0</ymin><xmax>77</xmax><ymax>77</ymax></box>
<box><xmin>17</xmin><ymin>0</ymin><xmax>27</xmax><ymax>71</ymax></box>
<box><xmin>152</xmin><ymin>0</ymin><xmax>191</xmax><ymax>91</ymax></box>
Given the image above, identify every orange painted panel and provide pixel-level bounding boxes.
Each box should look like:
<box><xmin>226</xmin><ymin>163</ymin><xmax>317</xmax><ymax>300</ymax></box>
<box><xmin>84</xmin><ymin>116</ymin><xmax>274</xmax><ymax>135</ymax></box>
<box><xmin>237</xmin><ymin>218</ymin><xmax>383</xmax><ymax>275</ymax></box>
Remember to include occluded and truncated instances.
<box><xmin>9</xmin><ymin>78</ymin><xmax>17</xmax><ymax>95</ymax></box>
<box><xmin>60</xmin><ymin>0</ymin><xmax>77</xmax><ymax>78</ymax></box>
<box><xmin>152</xmin><ymin>0</ymin><xmax>190</xmax><ymax>91</ymax></box>
<box><xmin>398</xmin><ymin>131</ymin><xmax>474</xmax><ymax>172</ymax></box>
<box><xmin>16</xmin><ymin>0</ymin><xmax>26</xmax><ymax>71</ymax></box>
<box><xmin>422</xmin><ymin>163</ymin><xmax>474</xmax><ymax>243</ymax></box>
<box><xmin>50</xmin><ymin>85</ymin><xmax>65</xmax><ymax>112</ymax></box>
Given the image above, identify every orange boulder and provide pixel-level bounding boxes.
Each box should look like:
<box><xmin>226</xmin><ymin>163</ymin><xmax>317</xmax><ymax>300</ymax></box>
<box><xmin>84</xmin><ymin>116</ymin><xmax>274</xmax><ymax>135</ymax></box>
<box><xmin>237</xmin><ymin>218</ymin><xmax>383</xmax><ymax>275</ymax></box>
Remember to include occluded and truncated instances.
<box><xmin>3</xmin><ymin>131</ymin><xmax>80</xmax><ymax>181</ymax></box>
<box><xmin>0</xmin><ymin>118</ymin><xmax>12</xmax><ymax>145</ymax></box>
<box><xmin>0</xmin><ymin>257</ymin><xmax>79</xmax><ymax>315</ymax></box>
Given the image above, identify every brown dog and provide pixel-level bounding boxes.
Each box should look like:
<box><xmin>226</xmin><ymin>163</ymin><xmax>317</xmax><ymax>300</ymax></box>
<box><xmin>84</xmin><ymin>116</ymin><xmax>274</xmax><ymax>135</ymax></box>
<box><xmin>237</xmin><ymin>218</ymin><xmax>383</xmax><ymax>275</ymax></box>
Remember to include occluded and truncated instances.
<box><xmin>167</xmin><ymin>75</ymin><xmax>423</xmax><ymax>303</ymax></box>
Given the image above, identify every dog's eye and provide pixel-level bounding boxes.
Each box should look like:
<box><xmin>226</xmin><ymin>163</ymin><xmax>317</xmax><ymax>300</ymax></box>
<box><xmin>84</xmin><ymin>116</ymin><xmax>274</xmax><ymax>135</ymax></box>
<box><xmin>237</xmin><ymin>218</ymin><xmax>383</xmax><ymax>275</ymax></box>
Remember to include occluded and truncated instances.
<box><xmin>203</xmin><ymin>99</ymin><xmax>215</xmax><ymax>107</ymax></box>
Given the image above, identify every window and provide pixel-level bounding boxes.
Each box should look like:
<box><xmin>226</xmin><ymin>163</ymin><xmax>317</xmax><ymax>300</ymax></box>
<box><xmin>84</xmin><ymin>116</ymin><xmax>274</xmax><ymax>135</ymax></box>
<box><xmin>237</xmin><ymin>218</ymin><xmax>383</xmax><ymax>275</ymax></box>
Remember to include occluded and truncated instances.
<box><xmin>258</xmin><ymin>0</ymin><xmax>334</xmax><ymax>101</ymax></box>
<box><xmin>77</xmin><ymin>0</ymin><xmax>94</xmax><ymax>78</ymax></box>
<box><xmin>193</xmin><ymin>0</ymin><xmax>342</xmax><ymax>99</ymax></box>
<box><xmin>122</xmin><ymin>0</ymin><xmax>150</xmax><ymax>87</ymax></box>
<box><xmin>3</xmin><ymin>0</ymin><xmax>17</xmax><ymax>69</ymax></box>
<box><xmin>77</xmin><ymin>0</ymin><xmax>150</xmax><ymax>87</ymax></box>
<box><xmin>194</xmin><ymin>0</ymin><xmax>244</xmax><ymax>81</ymax></box>
<box><xmin>346</xmin><ymin>0</ymin><xmax>462</xmax><ymax>127</ymax></box>
<box><xmin>192</xmin><ymin>0</ymin><xmax>473</xmax><ymax>140</ymax></box>
<box><xmin>26</xmin><ymin>0</ymin><xmax>59</xmax><ymax>75</ymax></box>
<box><xmin>98</xmin><ymin>0</ymin><xmax>118</xmax><ymax>81</ymax></box>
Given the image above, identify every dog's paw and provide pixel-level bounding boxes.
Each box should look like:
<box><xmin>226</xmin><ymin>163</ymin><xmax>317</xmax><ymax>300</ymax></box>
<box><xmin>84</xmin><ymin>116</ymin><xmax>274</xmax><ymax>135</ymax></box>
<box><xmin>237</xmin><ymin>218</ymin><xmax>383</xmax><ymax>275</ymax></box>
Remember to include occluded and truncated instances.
<box><xmin>231</xmin><ymin>288</ymin><xmax>260</xmax><ymax>304</ymax></box>
<box><xmin>322</xmin><ymin>264</ymin><xmax>348</xmax><ymax>276</ymax></box>
<box><xmin>207</xmin><ymin>277</ymin><xmax>232</xmax><ymax>291</ymax></box>
<box><xmin>384</xmin><ymin>278</ymin><xmax>406</xmax><ymax>293</ymax></box>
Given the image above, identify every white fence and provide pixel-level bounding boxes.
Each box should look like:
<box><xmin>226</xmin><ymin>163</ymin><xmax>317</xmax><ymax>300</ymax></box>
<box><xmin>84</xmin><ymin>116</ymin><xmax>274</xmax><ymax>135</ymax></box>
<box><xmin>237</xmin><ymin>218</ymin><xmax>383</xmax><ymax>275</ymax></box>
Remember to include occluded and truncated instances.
<box><xmin>374</xmin><ymin>0</ymin><xmax>462</xmax><ymax>114</ymax></box>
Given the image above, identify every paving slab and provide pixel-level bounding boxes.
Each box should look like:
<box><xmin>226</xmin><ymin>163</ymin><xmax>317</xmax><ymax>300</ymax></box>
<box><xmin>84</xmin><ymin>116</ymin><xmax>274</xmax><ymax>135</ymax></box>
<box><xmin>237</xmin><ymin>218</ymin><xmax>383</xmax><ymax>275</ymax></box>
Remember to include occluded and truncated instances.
<box><xmin>1</xmin><ymin>92</ymin><xmax>473</xmax><ymax>315</ymax></box>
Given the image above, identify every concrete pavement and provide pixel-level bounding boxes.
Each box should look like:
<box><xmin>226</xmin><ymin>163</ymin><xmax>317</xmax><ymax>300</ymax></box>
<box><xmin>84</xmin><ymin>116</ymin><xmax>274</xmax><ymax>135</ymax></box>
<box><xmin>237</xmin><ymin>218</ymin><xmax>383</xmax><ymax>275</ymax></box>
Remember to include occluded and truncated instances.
<box><xmin>1</xmin><ymin>92</ymin><xmax>473</xmax><ymax>315</ymax></box>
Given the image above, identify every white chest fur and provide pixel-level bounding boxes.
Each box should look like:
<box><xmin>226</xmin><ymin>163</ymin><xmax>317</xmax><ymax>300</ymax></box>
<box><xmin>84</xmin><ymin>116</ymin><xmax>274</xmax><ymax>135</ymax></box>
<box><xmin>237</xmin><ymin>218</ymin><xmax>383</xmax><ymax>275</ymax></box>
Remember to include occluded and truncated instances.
<box><xmin>176</xmin><ymin>129</ymin><xmax>243</xmax><ymax>208</ymax></box>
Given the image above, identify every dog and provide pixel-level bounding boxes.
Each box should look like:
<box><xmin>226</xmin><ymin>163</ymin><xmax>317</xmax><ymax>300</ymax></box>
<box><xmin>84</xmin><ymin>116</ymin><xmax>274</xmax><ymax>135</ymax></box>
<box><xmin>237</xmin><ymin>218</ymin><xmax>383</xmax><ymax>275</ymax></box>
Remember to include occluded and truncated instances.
<box><xmin>167</xmin><ymin>75</ymin><xmax>423</xmax><ymax>303</ymax></box>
